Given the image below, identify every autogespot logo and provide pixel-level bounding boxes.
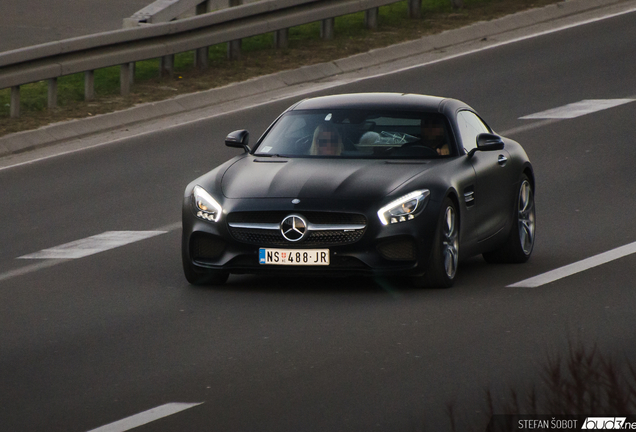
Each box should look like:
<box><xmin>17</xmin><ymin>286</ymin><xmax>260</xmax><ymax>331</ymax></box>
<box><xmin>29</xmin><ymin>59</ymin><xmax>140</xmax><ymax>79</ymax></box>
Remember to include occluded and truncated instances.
<box><xmin>281</xmin><ymin>215</ymin><xmax>307</xmax><ymax>242</ymax></box>
<box><xmin>582</xmin><ymin>417</ymin><xmax>629</xmax><ymax>429</ymax></box>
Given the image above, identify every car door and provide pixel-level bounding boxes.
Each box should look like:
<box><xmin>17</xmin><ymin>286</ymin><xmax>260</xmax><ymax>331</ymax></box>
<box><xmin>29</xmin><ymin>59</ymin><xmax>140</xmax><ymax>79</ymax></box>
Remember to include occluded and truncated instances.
<box><xmin>456</xmin><ymin>110</ymin><xmax>511</xmax><ymax>241</ymax></box>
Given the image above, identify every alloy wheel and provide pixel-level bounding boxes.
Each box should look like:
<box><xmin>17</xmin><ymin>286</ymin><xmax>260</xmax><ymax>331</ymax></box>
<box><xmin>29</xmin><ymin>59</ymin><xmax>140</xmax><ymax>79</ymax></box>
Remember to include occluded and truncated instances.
<box><xmin>518</xmin><ymin>180</ymin><xmax>535</xmax><ymax>255</ymax></box>
<box><xmin>442</xmin><ymin>206</ymin><xmax>459</xmax><ymax>279</ymax></box>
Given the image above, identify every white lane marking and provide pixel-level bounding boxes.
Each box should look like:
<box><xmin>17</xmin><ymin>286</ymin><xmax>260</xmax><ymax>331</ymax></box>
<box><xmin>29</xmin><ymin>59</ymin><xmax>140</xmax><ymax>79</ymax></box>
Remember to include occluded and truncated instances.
<box><xmin>0</xmin><ymin>226</ymin><xmax>178</xmax><ymax>284</ymax></box>
<box><xmin>508</xmin><ymin>241</ymin><xmax>636</xmax><ymax>288</ymax></box>
<box><xmin>519</xmin><ymin>99</ymin><xmax>635</xmax><ymax>119</ymax></box>
<box><xmin>0</xmin><ymin>260</ymin><xmax>70</xmax><ymax>283</ymax></box>
<box><xmin>86</xmin><ymin>402</ymin><xmax>202</xmax><ymax>432</ymax></box>
<box><xmin>18</xmin><ymin>231</ymin><xmax>166</xmax><ymax>259</ymax></box>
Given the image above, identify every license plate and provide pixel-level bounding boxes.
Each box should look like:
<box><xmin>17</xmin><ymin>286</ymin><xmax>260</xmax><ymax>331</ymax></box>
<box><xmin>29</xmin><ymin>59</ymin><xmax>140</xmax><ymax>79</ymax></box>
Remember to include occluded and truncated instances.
<box><xmin>259</xmin><ymin>248</ymin><xmax>330</xmax><ymax>265</ymax></box>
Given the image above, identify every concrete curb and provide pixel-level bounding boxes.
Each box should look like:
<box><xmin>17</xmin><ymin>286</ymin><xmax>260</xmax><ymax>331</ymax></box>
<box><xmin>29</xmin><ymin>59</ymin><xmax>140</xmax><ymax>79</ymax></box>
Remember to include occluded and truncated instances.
<box><xmin>1</xmin><ymin>0</ymin><xmax>634</xmax><ymax>158</ymax></box>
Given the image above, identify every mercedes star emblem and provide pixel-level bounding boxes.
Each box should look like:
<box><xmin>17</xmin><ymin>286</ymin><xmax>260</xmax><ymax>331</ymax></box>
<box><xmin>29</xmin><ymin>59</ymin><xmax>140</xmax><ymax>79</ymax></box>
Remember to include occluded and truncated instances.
<box><xmin>281</xmin><ymin>215</ymin><xmax>307</xmax><ymax>242</ymax></box>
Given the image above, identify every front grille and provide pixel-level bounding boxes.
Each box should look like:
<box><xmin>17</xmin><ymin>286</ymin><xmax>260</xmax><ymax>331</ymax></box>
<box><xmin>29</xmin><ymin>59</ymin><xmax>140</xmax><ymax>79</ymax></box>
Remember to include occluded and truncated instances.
<box><xmin>230</xmin><ymin>229</ymin><xmax>284</xmax><ymax>245</ymax></box>
<box><xmin>190</xmin><ymin>233</ymin><xmax>226</xmax><ymax>261</ymax></box>
<box><xmin>227</xmin><ymin>211</ymin><xmax>366</xmax><ymax>225</ymax></box>
<box><xmin>377</xmin><ymin>239</ymin><xmax>416</xmax><ymax>261</ymax></box>
<box><xmin>229</xmin><ymin>227</ymin><xmax>365</xmax><ymax>247</ymax></box>
<box><xmin>306</xmin><ymin>230</ymin><xmax>364</xmax><ymax>245</ymax></box>
<box><xmin>227</xmin><ymin>211</ymin><xmax>367</xmax><ymax>247</ymax></box>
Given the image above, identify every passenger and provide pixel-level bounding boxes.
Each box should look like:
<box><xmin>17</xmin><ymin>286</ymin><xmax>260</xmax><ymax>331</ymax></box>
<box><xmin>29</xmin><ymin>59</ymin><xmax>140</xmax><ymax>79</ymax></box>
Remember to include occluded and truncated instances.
<box><xmin>309</xmin><ymin>123</ymin><xmax>344</xmax><ymax>156</ymax></box>
<box><xmin>421</xmin><ymin>118</ymin><xmax>450</xmax><ymax>156</ymax></box>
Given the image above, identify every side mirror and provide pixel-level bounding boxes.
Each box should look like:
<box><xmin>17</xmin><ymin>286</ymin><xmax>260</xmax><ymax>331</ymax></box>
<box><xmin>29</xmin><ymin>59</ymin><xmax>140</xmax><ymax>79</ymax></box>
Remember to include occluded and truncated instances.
<box><xmin>476</xmin><ymin>133</ymin><xmax>504</xmax><ymax>151</ymax></box>
<box><xmin>468</xmin><ymin>133</ymin><xmax>504</xmax><ymax>157</ymax></box>
<box><xmin>225</xmin><ymin>130</ymin><xmax>250</xmax><ymax>153</ymax></box>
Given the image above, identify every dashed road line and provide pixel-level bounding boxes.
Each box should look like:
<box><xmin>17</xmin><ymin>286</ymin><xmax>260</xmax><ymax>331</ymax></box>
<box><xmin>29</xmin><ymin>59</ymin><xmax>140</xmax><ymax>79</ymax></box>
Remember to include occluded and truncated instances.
<box><xmin>18</xmin><ymin>231</ymin><xmax>166</xmax><ymax>259</ymax></box>
<box><xmin>0</xmin><ymin>259</ymin><xmax>69</xmax><ymax>283</ymax></box>
<box><xmin>86</xmin><ymin>402</ymin><xmax>202</xmax><ymax>432</ymax></box>
<box><xmin>519</xmin><ymin>99</ymin><xmax>635</xmax><ymax>120</ymax></box>
<box><xmin>0</xmin><ymin>226</ymin><xmax>179</xmax><ymax>284</ymax></box>
<box><xmin>508</xmin><ymin>241</ymin><xmax>636</xmax><ymax>288</ymax></box>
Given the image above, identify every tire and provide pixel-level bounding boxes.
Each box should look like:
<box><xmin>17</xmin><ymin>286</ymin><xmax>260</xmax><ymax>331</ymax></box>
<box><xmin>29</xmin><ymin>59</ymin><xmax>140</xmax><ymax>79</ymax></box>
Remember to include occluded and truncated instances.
<box><xmin>182</xmin><ymin>252</ymin><xmax>229</xmax><ymax>286</ymax></box>
<box><xmin>413</xmin><ymin>197</ymin><xmax>459</xmax><ymax>288</ymax></box>
<box><xmin>483</xmin><ymin>174</ymin><xmax>536</xmax><ymax>264</ymax></box>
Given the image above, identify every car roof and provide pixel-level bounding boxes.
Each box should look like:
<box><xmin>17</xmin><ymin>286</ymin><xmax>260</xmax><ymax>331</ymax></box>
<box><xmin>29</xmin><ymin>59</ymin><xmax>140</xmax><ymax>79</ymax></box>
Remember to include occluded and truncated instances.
<box><xmin>291</xmin><ymin>93</ymin><xmax>451</xmax><ymax>112</ymax></box>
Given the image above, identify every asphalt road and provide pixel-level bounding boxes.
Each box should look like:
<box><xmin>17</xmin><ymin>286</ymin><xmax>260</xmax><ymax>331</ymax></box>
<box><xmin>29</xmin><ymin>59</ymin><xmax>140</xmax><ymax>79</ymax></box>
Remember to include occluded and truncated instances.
<box><xmin>1</xmin><ymin>9</ymin><xmax>636</xmax><ymax>432</ymax></box>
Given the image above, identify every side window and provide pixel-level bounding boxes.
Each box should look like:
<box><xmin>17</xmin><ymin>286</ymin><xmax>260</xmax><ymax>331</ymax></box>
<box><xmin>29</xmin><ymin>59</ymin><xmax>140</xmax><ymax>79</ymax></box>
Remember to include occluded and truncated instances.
<box><xmin>456</xmin><ymin>111</ymin><xmax>490</xmax><ymax>153</ymax></box>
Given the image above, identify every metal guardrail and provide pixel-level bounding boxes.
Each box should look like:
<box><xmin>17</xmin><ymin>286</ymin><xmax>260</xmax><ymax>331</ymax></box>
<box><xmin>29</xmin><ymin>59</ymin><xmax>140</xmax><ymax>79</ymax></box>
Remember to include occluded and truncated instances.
<box><xmin>126</xmin><ymin>0</ymin><xmax>217</xmax><ymax>25</ymax></box>
<box><xmin>0</xmin><ymin>0</ymin><xmax>423</xmax><ymax>118</ymax></box>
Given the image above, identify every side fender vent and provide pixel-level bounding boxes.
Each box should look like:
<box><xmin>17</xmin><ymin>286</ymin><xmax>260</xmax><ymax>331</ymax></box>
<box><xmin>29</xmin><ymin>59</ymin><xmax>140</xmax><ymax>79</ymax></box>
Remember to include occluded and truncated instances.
<box><xmin>464</xmin><ymin>186</ymin><xmax>475</xmax><ymax>207</ymax></box>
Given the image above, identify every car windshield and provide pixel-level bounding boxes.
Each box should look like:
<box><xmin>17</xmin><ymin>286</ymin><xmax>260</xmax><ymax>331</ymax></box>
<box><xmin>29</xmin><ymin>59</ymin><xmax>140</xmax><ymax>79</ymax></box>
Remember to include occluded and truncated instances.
<box><xmin>254</xmin><ymin>110</ymin><xmax>453</xmax><ymax>159</ymax></box>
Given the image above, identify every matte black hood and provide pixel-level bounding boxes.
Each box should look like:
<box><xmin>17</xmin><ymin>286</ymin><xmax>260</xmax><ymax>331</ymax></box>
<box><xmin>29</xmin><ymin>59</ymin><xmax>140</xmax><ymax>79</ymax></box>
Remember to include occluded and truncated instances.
<box><xmin>221</xmin><ymin>157</ymin><xmax>432</xmax><ymax>200</ymax></box>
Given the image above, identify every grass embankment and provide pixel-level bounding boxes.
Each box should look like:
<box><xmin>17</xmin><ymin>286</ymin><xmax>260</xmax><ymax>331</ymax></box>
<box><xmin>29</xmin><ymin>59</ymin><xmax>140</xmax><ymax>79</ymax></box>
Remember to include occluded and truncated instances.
<box><xmin>0</xmin><ymin>0</ymin><xmax>562</xmax><ymax>137</ymax></box>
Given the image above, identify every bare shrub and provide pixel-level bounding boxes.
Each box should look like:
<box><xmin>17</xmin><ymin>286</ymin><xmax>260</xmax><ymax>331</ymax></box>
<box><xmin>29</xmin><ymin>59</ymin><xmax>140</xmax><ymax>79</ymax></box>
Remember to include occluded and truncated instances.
<box><xmin>443</xmin><ymin>342</ymin><xmax>636</xmax><ymax>431</ymax></box>
<box><xmin>483</xmin><ymin>342</ymin><xmax>636</xmax><ymax>431</ymax></box>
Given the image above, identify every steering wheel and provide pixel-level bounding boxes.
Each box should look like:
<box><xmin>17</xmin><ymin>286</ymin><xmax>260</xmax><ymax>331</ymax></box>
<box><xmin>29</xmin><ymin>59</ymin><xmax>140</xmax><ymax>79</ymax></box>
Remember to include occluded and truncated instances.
<box><xmin>294</xmin><ymin>134</ymin><xmax>313</xmax><ymax>150</ymax></box>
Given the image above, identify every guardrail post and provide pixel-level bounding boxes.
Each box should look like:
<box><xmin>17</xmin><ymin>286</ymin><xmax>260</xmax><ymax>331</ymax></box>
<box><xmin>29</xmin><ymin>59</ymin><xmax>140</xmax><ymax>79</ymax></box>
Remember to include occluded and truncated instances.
<box><xmin>85</xmin><ymin>71</ymin><xmax>95</xmax><ymax>101</ymax></box>
<box><xmin>195</xmin><ymin>47</ymin><xmax>209</xmax><ymax>69</ymax></box>
<box><xmin>196</xmin><ymin>0</ymin><xmax>210</xmax><ymax>15</ymax></box>
<box><xmin>321</xmin><ymin>18</ymin><xmax>335</xmax><ymax>40</ymax></box>
<box><xmin>129</xmin><ymin>62</ymin><xmax>136</xmax><ymax>84</ymax></box>
<box><xmin>47</xmin><ymin>78</ymin><xmax>58</xmax><ymax>109</ymax></box>
<box><xmin>121</xmin><ymin>63</ymin><xmax>131</xmax><ymax>96</ymax></box>
<box><xmin>160</xmin><ymin>55</ymin><xmax>175</xmax><ymax>77</ymax></box>
<box><xmin>274</xmin><ymin>29</ymin><xmax>289</xmax><ymax>49</ymax></box>
<box><xmin>195</xmin><ymin>0</ymin><xmax>211</xmax><ymax>69</ymax></box>
<box><xmin>10</xmin><ymin>86</ymin><xmax>20</xmax><ymax>118</ymax></box>
<box><xmin>408</xmin><ymin>0</ymin><xmax>421</xmax><ymax>18</ymax></box>
<box><xmin>228</xmin><ymin>40</ymin><xmax>241</xmax><ymax>60</ymax></box>
<box><xmin>227</xmin><ymin>0</ymin><xmax>243</xmax><ymax>60</ymax></box>
<box><xmin>365</xmin><ymin>8</ymin><xmax>379</xmax><ymax>30</ymax></box>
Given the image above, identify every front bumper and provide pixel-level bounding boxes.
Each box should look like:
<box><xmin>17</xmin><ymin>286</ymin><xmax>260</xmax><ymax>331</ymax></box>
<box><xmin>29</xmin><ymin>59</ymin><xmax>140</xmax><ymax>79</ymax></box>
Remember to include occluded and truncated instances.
<box><xmin>182</xmin><ymin>196</ymin><xmax>441</xmax><ymax>277</ymax></box>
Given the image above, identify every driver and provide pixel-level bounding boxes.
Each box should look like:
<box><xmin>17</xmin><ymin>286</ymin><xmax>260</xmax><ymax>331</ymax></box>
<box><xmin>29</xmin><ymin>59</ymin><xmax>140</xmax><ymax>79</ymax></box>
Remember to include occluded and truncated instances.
<box><xmin>421</xmin><ymin>118</ymin><xmax>450</xmax><ymax>156</ymax></box>
<box><xmin>309</xmin><ymin>123</ymin><xmax>343</xmax><ymax>156</ymax></box>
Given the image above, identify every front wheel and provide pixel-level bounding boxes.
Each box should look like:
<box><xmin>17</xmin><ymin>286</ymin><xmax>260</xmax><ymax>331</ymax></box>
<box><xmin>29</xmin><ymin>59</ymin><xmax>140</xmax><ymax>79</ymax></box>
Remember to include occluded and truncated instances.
<box><xmin>413</xmin><ymin>198</ymin><xmax>459</xmax><ymax>288</ymax></box>
<box><xmin>483</xmin><ymin>175</ymin><xmax>536</xmax><ymax>263</ymax></box>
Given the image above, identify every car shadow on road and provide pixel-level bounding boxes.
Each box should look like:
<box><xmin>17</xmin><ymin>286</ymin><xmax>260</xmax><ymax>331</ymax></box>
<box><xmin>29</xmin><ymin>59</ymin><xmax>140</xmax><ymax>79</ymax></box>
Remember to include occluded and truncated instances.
<box><xmin>196</xmin><ymin>274</ymin><xmax>396</xmax><ymax>295</ymax></box>
<box><xmin>183</xmin><ymin>254</ymin><xmax>533</xmax><ymax>296</ymax></box>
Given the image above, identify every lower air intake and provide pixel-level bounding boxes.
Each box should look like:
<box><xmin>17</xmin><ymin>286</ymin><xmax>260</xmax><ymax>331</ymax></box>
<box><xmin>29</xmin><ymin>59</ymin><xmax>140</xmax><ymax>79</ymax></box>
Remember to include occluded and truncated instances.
<box><xmin>377</xmin><ymin>239</ymin><xmax>416</xmax><ymax>261</ymax></box>
<box><xmin>190</xmin><ymin>233</ymin><xmax>226</xmax><ymax>261</ymax></box>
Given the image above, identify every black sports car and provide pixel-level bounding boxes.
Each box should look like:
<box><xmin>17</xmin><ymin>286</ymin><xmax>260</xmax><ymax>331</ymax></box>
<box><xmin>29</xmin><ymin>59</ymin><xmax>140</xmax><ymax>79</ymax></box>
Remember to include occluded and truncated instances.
<box><xmin>182</xmin><ymin>93</ymin><xmax>535</xmax><ymax>287</ymax></box>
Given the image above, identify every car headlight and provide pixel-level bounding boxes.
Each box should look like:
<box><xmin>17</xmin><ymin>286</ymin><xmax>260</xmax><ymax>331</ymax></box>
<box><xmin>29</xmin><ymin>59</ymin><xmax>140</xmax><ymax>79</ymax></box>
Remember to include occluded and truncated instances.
<box><xmin>378</xmin><ymin>190</ymin><xmax>430</xmax><ymax>226</ymax></box>
<box><xmin>193</xmin><ymin>185</ymin><xmax>222</xmax><ymax>222</ymax></box>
